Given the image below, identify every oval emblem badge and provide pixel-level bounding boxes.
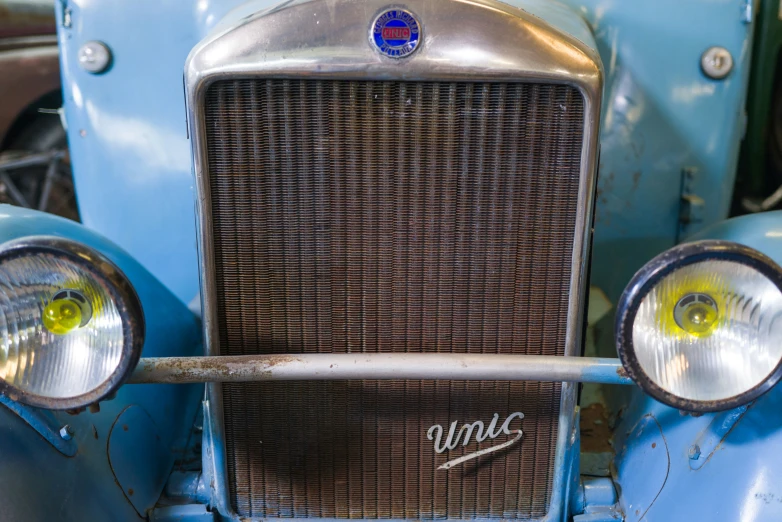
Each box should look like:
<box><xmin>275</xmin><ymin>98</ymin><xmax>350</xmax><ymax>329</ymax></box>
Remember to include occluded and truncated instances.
<box><xmin>371</xmin><ymin>8</ymin><xmax>421</xmax><ymax>58</ymax></box>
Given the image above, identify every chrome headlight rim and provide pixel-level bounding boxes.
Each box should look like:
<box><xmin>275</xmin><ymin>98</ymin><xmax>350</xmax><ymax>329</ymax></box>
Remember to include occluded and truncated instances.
<box><xmin>616</xmin><ymin>239</ymin><xmax>782</xmax><ymax>412</ymax></box>
<box><xmin>0</xmin><ymin>236</ymin><xmax>144</xmax><ymax>410</ymax></box>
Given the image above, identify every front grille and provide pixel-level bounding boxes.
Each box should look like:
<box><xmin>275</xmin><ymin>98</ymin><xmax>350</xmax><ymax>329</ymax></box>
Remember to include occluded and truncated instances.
<box><xmin>204</xmin><ymin>79</ymin><xmax>585</xmax><ymax>519</ymax></box>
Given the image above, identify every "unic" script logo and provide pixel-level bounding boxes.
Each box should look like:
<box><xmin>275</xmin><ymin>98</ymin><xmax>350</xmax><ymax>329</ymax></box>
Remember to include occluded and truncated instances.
<box><xmin>427</xmin><ymin>412</ymin><xmax>524</xmax><ymax>470</ymax></box>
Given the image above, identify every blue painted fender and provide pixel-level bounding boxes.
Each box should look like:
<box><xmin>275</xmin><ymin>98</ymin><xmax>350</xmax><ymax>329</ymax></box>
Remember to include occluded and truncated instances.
<box><xmin>690</xmin><ymin>210</ymin><xmax>782</xmax><ymax>262</ymax></box>
<box><xmin>614</xmin><ymin>211</ymin><xmax>782</xmax><ymax>522</ymax></box>
<box><xmin>0</xmin><ymin>206</ymin><xmax>203</xmax><ymax>521</ymax></box>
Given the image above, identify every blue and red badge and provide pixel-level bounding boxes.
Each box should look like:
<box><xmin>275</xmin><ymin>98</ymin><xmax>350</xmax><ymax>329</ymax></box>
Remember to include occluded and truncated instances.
<box><xmin>371</xmin><ymin>9</ymin><xmax>421</xmax><ymax>58</ymax></box>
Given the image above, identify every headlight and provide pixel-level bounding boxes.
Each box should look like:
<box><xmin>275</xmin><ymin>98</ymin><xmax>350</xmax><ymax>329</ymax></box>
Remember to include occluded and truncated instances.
<box><xmin>0</xmin><ymin>237</ymin><xmax>144</xmax><ymax>410</ymax></box>
<box><xmin>616</xmin><ymin>240</ymin><xmax>782</xmax><ymax>412</ymax></box>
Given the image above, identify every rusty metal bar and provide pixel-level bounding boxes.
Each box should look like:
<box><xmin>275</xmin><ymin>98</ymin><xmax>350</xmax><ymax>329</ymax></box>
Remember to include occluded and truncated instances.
<box><xmin>128</xmin><ymin>354</ymin><xmax>633</xmax><ymax>385</ymax></box>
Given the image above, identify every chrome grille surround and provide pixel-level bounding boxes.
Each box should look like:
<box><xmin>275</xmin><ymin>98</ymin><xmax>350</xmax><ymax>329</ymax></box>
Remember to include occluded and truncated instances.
<box><xmin>185</xmin><ymin>0</ymin><xmax>602</xmax><ymax>520</ymax></box>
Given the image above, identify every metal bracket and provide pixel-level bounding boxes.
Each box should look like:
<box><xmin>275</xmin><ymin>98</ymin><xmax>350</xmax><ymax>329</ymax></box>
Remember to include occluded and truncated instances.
<box><xmin>689</xmin><ymin>404</ymin><xmax>749</xmax><ymax>470</ymax></box>
<box><xmin>0</xmin><ymin>395</ymin><xmax>77</xmax><ymax>457</ymax></box>
<box><xmin>572</xmin><ymin>477</ymin><xmax>623</xmax><ymax>521</ymax></box>
<box><xmin>149</xmin><ymin>505</ymin><xmax>215</xmax><ymax>522</ymax></box>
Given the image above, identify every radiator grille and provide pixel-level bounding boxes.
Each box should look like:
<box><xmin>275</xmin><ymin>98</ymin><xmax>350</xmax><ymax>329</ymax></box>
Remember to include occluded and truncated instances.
<box><xmin>204</xmin><ymin>79</ymin><xmax>585</xmax><ymax>519</ymax></box>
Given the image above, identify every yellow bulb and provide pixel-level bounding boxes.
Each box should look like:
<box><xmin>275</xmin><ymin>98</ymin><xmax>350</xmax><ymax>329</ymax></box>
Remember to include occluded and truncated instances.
<box><xmin>43</xmin><ymin>299</ymin><xmax>82</xmax><ymax>335</ymax></box>
<box><xmin>654</xmin><ymin>272</ymin><xmax>725</xmax><ymax>340</ymax></box>
<box><xmin>678</xmin><ymin>301</ymin><xmax>719</xmax><ymax>336</ymax></box>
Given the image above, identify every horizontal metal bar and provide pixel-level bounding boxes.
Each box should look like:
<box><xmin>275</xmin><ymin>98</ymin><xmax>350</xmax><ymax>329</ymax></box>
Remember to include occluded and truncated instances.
<box><xmin>128</xmin><ymin>354</ymin><xmax>633</xmax><ymax>385</ymax></box>
<box><xmin>0</xmin><ymin>150</ymin><xmax>64</xmax><ymax>171</ymax></box>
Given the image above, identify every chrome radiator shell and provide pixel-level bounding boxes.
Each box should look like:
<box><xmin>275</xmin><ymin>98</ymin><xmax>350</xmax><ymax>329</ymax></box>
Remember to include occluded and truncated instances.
<box><xmin>185</xmin><ymin>0</ymin><xmax>602</xmax><ymax>520</ymax></box>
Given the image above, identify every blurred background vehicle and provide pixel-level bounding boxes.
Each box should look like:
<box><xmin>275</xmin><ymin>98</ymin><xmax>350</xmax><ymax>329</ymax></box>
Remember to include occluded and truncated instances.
<box><xmin>0</xmin><ymin>0</ymin><xmax>77</xmax><ymax>221</ymax></box>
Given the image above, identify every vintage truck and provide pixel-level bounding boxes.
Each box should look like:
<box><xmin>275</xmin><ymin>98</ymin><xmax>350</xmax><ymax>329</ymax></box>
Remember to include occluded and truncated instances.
<box><xmin>0</xmin><ymin>0</ymin><xmax>781</xmax><ymax>521</ymax></box>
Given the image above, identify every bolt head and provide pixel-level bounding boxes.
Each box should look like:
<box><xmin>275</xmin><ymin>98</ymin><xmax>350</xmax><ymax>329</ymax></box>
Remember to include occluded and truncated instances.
<box><xmin>701</xmin><ymin>47</ymin><xmax>733</xmax><ymax>80</ymax></box>
<box><xmin>78</xmin><ymin>41</ymin><xmax>112</xmax><ymax>74</ymax></box>
<box><xmin>59</xmin><ymin>425</ymin><xmax>74</xmax><ymax>441</ymax></box>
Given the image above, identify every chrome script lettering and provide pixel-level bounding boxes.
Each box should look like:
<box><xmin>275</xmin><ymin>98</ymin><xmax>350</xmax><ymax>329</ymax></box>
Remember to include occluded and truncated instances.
<box><xmin>427</xmin><ymin>412</ymin><xmax>524</xmax><ymax>469</ymax></box>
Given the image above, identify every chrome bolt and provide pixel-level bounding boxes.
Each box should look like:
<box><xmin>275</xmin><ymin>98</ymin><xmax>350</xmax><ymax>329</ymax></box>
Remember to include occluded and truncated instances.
<box><xmin>688</xmin><ymin>444</ymin><xmax>701</xmax><ymax>460</ymax></box>
<box><xmin>59</xmin><ymin>425</ymin><xmax>74</xmax><ymax>441</ymax></box>
<box><xmin>701</xmin><ymin>47</ymin><xmax>733</xmax><ymax>80</ymax></box>
<box><xmin>78</xmin><ymin>41</ymin><xmax>112</xmax><ymax>74</ymax></box>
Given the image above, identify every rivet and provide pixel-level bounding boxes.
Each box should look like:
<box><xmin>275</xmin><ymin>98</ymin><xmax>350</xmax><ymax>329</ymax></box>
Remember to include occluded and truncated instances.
<box><xmin>701</xmin><ymin>47</ymin><xmax>733</xmax><ymax>80</ymax></box>
<box><xmin>78</xmin><ymin>41</ymin><xmax>112</xmax><ymax>74</ymax></box>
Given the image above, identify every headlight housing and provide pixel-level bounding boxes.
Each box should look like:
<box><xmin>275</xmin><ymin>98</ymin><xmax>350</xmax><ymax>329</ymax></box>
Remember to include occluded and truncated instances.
<box><xmin>0</xmin><ymin>236</ymin><xmax>144</xmax><ymax>410</ymax></box>
<box><xmin>616</xmin><ymin>240</ymin><xmax>782</xmax><ymax>412</ymax></box>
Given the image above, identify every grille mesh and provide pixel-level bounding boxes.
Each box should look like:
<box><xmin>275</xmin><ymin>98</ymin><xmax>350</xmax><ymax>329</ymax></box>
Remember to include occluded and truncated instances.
<box><xmin>204</xmin><ymin>79</ymin><xmax>585</xmax><ymax>519</ymax></box>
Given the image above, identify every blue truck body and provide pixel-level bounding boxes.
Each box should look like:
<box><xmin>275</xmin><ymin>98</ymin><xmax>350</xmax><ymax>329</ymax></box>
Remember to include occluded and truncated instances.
<box><xmin>0</xmin><ymin>1</ymin><xmax>776</xmax><ymax>520</ymax></box>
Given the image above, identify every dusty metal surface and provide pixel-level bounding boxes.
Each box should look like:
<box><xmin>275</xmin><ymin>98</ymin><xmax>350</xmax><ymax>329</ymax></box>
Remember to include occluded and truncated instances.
<box><xmin>129</xmin><ymin>354</ymin><xmax>633</xmax><ymax>385</ymax></box>
<box><xmin>580</xmin><ymin>403</ymin><xmax>614</xmax><ymax>454</ymax></box>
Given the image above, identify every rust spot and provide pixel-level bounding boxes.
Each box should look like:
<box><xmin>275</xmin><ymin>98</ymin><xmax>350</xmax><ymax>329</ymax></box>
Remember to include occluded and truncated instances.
<box><xmin>652</xmin><ymin>442</ymin><xmax>656</xmax><ymax>449</ymax></box>
<box><xmin>262</xmin><ymin>354</ymin><xmax>299</xmax><ymax>367</ymax></box>
<box><xmin>616</xmin><ymin>366</ymin><xmax>629</xmax><ymax>379</ymax></box>
<box><xmin>127</xmin><ymin>488</ymin><xmax>134</xmax><ymax>496</ymax></box>
<box><xmin>636</xmin><ymin>510</ymin><xmax>640</xmax><ymax>516</ymax></box>
<box><xmin>122</xmin><ymin>425</ymin><xmax>128</xmax><ymax>432</ymax></box>
<box><xmin>580</xmin><ymin>403</ymin><xmax>613</xmax><ymax>454</ymax></box>
<box><xmin>137</xmin><ymin>354</ymin><xmax>307</xmax><ymax>383</ymax></box>
<box><xmin>632</xmin><ymin>171</ymin><xmax>642</xmax><ymax>190</ymax></box>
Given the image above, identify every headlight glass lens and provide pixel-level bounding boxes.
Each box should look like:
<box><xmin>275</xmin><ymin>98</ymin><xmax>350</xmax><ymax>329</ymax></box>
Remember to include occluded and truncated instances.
<box><xmin>0</xmin><ymin>252</ymin><xmax>125</xmax><ymax>401</ymax></box>
<box><xmin>633</xmin><ymin>259</ymin><xmax>782</xmax><ymax>402</ymax></box>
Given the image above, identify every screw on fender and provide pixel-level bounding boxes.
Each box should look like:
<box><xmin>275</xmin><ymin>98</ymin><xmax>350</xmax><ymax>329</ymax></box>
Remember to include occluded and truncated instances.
<box><xmin>701</xmin><ymin>47</ymin><xmax>733</xmax><ymax>80</ymax></box>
